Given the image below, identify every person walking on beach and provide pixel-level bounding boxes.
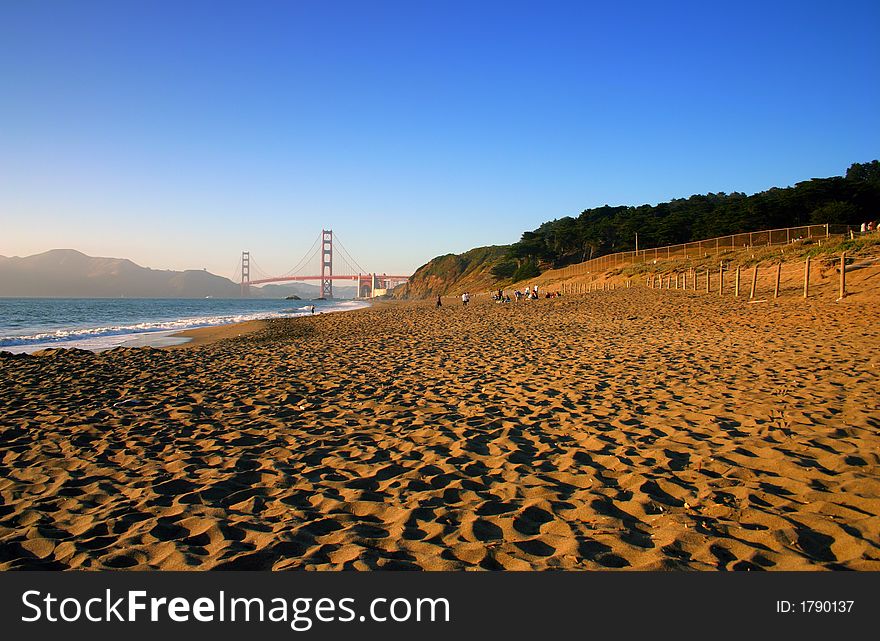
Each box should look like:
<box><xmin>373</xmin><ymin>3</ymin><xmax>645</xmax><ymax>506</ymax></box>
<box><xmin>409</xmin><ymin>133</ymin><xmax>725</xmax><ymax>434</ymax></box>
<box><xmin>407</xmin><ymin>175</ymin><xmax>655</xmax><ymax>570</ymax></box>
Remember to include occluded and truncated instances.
<box><xmin>436</xmin><ymin>295</ymin><xmax>442</xmax><ymax>308</ymax></box>
<box><xmin>461</xmin><ymin>292</ymin><xmax>470</xmax><ymax>306</ymax></box>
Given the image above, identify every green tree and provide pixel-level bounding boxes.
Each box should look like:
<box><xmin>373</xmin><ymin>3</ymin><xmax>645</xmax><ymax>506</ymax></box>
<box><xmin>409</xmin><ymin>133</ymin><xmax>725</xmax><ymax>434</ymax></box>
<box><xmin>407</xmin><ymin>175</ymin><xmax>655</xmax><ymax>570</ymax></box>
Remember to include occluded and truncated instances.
<box><xmin>846</xmin><ymin>161</ymin><xmax>880</xmax><ymax>183</ymax></box>
<box><xmin>500</xmin><ymin>160</ymin><xmax>877</xmax><ymax>267</ymax></box>
<box><xmin>809</xmin><ymin>201</ymin><xmax>858</xmax><ymax>225</ymax></box>
<box><xmin>512</xmin><ymin>259</ymin><xmax>540</xmax><ymax>281</ymax></box>
<box><xmin>490</xmin><ymin>260</ymin><xmax>518</xmax><ymax>280</ymax></box>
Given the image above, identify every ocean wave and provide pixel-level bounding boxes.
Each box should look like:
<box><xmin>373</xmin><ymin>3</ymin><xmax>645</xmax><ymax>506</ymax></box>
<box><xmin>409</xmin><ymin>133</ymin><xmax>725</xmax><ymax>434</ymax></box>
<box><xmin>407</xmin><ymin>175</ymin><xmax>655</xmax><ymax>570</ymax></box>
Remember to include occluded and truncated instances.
<box><xmin>0</xmin><ymin>300</ymin><xmax>369</xmax><ymax>348</ymax></box>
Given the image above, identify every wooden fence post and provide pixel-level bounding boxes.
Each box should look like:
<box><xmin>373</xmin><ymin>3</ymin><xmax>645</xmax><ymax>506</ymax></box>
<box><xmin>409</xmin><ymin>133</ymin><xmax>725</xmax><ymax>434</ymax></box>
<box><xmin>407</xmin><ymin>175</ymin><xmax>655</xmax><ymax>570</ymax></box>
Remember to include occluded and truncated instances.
<box><xmin>750</xmin><ymin>264</ymin><xmax>758</xmax><ymax>299</ymax></box>
<box><xmin>735</xmin><ymin>266</ymin><xmax>741</xmax><ymax>297</ymax></box>
<box><xmin>803</xmin><ymin>256</ymin><xmax>811</xmax><ymax>298</ymax></box>
<box><xmin>692</xmin><ymin>269</ymin><xmax>697</xmax><ymax>291</ymax></box>
<box><xmin>706</xmin><ymin>269</ymin><xmax>710</xmax><ymax>293</ymax></box>
<box><xmin>774</xmin><ymin>263</ymin><xmax>781</xmax><ymax>298</ymax></box>
<box><xmin>838</xmin><ymin>252</ymin><xmax>846</xmax><ymax>300</ymax></box>
<box><xmin>719</xmin><ymin>263</ymin><xmax>724</xmax><ymax>295</ymax></box>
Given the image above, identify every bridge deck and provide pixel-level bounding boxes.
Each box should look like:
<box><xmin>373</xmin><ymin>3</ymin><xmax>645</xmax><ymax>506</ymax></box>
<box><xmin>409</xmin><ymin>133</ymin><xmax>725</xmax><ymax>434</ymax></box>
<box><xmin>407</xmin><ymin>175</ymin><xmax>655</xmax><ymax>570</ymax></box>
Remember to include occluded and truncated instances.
<box><xmin>248</xmin><ymin>274</ymin><xmax>410</xmax><ymax>286</ymax></box>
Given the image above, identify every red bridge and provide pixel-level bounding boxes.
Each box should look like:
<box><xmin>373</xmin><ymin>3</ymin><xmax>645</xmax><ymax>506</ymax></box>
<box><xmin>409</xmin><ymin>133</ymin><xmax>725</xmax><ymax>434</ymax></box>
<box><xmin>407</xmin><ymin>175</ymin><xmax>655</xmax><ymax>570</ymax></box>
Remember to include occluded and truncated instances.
<box><xmin>238</xmin><ymin>230</ymin><xmax>409</xmax><ymax>298</ymax></box>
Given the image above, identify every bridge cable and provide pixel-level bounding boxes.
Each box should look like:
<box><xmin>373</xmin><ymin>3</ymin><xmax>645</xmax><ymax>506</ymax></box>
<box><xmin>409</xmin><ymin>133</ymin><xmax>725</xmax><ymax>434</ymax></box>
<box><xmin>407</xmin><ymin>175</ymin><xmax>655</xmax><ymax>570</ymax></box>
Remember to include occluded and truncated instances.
<box><xmin>281</xmin><ymin>232</ymin><xmax>323</xmax><ymax>277</ymax></box>
<box><xmin>338</xmin><ymin>254</ymin><xmax>358</xmax><ymax>277</ymax></box>
<box><xmin>248</xmin><ymin>257</ymin><xmax>272</xmax><ymax>280</ymax></box>
<box><xmin>229</xmin><ymin>256</ymin><xmax>242</xmax><ymax>283</ymax></box>
<box><xmin>333</xmin><ymin>233</ymin><xmax>369</xmax><ymax>274</ymax></box>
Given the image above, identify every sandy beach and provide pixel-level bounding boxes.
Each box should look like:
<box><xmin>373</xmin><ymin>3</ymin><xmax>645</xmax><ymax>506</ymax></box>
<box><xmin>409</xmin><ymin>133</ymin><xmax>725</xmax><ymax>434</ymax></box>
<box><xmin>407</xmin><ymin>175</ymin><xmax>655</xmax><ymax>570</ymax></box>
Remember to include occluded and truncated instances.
<box><xmin>1</xmin><ymin>288</ymin><xmax>879</xmax><ymax>570</ymax></box>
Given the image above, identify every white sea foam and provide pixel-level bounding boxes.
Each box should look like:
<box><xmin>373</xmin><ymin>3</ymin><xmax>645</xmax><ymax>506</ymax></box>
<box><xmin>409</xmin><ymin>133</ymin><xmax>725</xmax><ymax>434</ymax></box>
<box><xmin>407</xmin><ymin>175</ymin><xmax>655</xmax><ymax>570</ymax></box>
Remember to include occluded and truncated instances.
<box><xmin>0</xmin><ymin>300</ymin><xmax>369</xmax><ymax>354</ymax></box>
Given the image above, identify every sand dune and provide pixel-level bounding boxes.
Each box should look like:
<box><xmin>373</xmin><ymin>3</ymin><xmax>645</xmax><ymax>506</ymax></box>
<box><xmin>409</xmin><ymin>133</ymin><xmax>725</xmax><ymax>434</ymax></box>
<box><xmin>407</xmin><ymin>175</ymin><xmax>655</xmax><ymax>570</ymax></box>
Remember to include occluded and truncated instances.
<box><xmin>1</xmin><ymin>287</ymin><xmax>878</xmax><ymax>570</ymax></box>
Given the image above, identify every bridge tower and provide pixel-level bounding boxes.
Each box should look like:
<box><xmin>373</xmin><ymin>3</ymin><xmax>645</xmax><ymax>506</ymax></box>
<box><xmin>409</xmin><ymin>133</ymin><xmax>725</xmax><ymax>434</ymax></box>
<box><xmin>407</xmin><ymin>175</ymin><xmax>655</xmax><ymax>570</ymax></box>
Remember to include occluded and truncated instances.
<box><xmin>321</xmin><ymin>229</ymin><xmax>333</xmax><ymax>299</ymax></box>
<box><xmin>241</xmin><ymin>251</ymin><xmax>250</xmax><ymax>297</ymax></box>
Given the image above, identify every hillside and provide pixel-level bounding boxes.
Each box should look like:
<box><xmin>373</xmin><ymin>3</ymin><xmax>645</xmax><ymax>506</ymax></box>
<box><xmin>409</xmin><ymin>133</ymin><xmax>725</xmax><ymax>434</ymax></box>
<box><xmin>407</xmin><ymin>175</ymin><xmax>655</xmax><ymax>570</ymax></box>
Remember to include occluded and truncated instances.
<box><xmin>398</xmin><ymin>161</ymin><xmax>879</xmax><ymax>298</ymax></box>
<box><xmin>0</xmin><ymin>250</ymin><xmax>242</xmax><ymax>298</ymax></box>
<box><xmin>395</xmin><ymin>245</ymin><xmax>508</xmax><ymax>298</ymax></box>
<box><xmin>519</xmin><ymin>232</ymin><xmax>880</xmax><ymax>306</ymax></box>
<box><xmin>505</xmin><ymin>160</ymin><xmax>880</xmax><ymax>270</ymax></box>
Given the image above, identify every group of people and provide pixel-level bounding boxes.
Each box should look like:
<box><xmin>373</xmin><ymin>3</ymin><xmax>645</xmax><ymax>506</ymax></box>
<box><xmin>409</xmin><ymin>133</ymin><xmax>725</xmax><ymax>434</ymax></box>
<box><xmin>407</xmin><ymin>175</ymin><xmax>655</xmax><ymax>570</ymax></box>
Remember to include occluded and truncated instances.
<box><xmin>512</xmin><ymin>286</ymin><xmax>539</xmax><ymax>301</ymax></box>
<box><xmin>434</xmin><ymin>285</ymin><xmax>563</xmax><ymax>308</ymax></box>
<box><xmin>860</xmin><ymin>221</ymin><xmax>877</xmax><ymax>233</ymax></box>
<box><xmin>495</xmin><ymin>286</ymin><xmax>564</xmax><ymax>302</ymax></box>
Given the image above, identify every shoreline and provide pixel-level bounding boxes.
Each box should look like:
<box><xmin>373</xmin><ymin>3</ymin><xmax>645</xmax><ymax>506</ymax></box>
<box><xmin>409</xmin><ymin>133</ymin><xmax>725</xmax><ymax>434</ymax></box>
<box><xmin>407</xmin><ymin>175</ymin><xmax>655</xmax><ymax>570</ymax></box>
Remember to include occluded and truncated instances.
<box><xmin>0</xmin><ymin>299</ymin><xmax>371</xmax><ymax>355</ymax></box>
<box><xmin>164</xmin><ymin>319</ymin><xmax>269</xmax><ymax>348</ymax></box>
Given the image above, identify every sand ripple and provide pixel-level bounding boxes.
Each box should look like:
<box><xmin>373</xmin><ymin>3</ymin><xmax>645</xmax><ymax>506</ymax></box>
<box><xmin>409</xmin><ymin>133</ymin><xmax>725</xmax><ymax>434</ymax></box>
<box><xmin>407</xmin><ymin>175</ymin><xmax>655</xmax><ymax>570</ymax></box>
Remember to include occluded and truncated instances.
<box><xmin>1</xmin><ymin>289</ymin><xmax>879</xmax><ymax>570</ymax></box>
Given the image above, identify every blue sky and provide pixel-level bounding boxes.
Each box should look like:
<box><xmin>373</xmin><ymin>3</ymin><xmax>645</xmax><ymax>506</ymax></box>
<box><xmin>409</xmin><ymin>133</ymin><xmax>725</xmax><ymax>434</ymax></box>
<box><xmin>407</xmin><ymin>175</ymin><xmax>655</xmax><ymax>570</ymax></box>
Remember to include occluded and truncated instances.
<box><xmin>2</xmin><ymin>0</ymin><xmax>878</xmax><ymax>278</ymax></box>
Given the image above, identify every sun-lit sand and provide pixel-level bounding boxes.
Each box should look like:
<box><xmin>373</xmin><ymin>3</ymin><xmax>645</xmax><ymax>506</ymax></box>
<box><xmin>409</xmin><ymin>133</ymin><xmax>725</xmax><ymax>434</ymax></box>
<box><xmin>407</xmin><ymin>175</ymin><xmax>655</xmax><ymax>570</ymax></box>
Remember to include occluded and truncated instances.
<box><xmin>1</xmin><ymin>286</ymin><xmax>878</xmax><ymax>570</ymax></box>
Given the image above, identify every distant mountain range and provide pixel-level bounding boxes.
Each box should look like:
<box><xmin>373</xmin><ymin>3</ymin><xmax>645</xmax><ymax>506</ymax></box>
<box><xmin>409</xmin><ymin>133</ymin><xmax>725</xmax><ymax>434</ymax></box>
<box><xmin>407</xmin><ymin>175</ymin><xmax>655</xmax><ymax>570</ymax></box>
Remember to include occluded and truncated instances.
<box><xmin>0</xmin><ymin>249</ymin><xmax>355</xmax><ymax>299</ymax></box>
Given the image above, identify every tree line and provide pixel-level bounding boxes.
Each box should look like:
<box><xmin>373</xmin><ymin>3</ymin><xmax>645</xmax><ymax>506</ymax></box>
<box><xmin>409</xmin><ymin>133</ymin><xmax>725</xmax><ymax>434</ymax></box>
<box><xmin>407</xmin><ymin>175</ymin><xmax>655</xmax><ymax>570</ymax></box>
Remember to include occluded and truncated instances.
<box><xmin>492</xmin><ymin>161</ymin><xmax>880</xmax><ymax>280</ymax></box>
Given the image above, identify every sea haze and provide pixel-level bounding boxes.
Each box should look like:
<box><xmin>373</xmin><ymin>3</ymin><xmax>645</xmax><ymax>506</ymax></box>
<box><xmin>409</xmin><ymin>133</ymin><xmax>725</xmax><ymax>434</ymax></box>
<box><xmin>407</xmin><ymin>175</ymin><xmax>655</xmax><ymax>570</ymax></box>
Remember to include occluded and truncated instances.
<box><xmin>0</xmin><ymin>298</ymin><xmax>367</xmax><ymax>354</ymax></box>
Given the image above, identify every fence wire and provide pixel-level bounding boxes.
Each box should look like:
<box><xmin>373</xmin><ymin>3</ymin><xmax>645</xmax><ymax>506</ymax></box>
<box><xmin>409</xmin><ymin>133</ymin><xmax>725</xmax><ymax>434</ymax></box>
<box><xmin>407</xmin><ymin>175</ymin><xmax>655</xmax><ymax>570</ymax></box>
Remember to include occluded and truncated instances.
<box><xmin>555</xmin><ymin>224</ymin><xmax>844</xmax><ymax>279</ymax></box>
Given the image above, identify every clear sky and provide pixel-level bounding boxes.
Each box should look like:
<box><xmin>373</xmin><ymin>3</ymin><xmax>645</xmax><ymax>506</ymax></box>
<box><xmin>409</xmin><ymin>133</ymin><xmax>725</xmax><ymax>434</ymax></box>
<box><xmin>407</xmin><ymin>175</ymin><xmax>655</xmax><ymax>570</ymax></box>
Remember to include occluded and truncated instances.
<box><xmin>2</xmin><ymin>0</ymin><xmax>878</xmax><ymax>279</ymax></box>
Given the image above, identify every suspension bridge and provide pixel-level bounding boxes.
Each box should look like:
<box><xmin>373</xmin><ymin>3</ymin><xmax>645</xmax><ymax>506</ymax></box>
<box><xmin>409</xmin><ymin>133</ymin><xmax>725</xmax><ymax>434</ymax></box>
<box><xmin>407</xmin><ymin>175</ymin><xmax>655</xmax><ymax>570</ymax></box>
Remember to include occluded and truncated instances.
<box><xmin>235</xmin><ymin>230</ymin><xmax>410</xmax><ymax>299</ymax></box>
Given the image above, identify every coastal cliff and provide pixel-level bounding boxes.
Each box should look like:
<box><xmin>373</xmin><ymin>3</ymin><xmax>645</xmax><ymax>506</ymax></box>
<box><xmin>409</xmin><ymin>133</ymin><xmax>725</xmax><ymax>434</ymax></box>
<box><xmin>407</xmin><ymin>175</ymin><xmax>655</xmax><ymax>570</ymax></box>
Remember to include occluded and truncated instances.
<box><xmin>395</xmin><ymin>245</ymin><xmax>508</xmax><ymax>299</ymax></box>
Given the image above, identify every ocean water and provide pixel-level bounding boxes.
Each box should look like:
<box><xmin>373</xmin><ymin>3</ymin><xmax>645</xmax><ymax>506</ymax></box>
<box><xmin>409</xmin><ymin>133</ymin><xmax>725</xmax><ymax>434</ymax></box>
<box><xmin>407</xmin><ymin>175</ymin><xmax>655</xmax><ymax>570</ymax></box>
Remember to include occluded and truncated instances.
<box><xmin>0</xmin><ymin>297</ymin><xmax>368</xmax><ymax>354</ymax></box>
